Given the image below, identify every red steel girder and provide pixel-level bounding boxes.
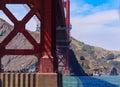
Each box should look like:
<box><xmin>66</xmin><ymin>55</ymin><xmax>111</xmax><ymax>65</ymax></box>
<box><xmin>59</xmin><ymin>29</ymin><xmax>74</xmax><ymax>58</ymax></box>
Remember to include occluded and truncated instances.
<box><xmin>0</xmin><ymin>49</ymin><xmax>40</xmax><ymax>55</ymax></box>
<box><xmin>0</xmin><ymin>0</ymin><xmax>42</xmax><ymax>72</ymax></box>
<box><xmin>0</xmin><ymin>1</ymin><xmax>39</xmax><ymax>48</ymax></box>
<box><xmin>0</xmin><ymin>0</ymin><xmax>67</xmax><ymax>74</ymax></box>
<box><xmin>65</xmin><ymin>0</ymin><xmax>70</xmax><ymax>75</ymax></box>
<box><xmin>56</xmin><ymin>0</ymin><xmax>66</xmax><ymax>26</ymax></box>
<box><xmin>0</xmin><ymin>0</ymin><xmax>37</xmax><ymax>4</ymax></box>
<box><xmin>57</xmin><ymin>0</ymin><xmax>70</xmax><ymax>75</ymax></box>
<box><xmin>38</xmin><ymin>0</ymin><xmax>56</xmax><ymax>73</ymax></box>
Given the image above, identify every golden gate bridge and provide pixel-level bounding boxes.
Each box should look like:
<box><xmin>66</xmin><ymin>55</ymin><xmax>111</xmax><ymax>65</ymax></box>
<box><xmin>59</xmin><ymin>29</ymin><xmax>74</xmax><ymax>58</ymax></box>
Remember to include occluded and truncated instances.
<box><xmin>0</xmin><ymin>0</ymin><xmax>71</xmax><ymax>87</ymax></box>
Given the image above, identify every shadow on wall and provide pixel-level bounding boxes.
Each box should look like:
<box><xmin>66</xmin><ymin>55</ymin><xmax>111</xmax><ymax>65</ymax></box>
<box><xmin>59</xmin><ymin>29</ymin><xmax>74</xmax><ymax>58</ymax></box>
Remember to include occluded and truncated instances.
<box><xmin>69</xmin><ymin>50</ymin><xmax>87</xmax><ymax>76</ymax></box>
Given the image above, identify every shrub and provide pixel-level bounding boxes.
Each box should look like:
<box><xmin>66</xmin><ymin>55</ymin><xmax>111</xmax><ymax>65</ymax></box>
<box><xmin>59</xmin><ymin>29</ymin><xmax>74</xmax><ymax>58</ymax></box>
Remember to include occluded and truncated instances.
<box><xmin>82</xmin><ymin>45</ymin><xmax>94</xmax><ymax>54</ymax></box>
<box><xmin>106</xmin><ymin>53</ymin><xmax>114</xmax><ymax>60</ymax></box>
<box><xmin>83</xmin><ymin>64</ymin><xmax>90</xmax><ymax>70</ymax></box>
<box><xmin>80</xmin><ymin>56</ymin><xmax>85</xmax><ymax>60</ymax></box>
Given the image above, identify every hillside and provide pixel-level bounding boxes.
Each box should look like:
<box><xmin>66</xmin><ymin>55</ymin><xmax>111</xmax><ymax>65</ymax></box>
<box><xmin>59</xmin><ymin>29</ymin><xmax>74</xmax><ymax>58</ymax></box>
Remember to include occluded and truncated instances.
<box><xmin>1</xmin><ymin>18</ymin><xmax>120</xmax><ymax>75</ymax></box>
<box><xmin>71</xmin><ymin>37</ymin><xmax>120</xmax><ymax>75</ymax></box>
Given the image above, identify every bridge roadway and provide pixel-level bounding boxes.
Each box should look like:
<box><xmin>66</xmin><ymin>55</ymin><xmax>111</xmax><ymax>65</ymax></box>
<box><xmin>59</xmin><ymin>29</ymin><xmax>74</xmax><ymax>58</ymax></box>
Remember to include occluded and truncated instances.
<box><xmin>0</xmin><ymin>0</ymin><xmax>70</xmax><ymax>87</ymax></box>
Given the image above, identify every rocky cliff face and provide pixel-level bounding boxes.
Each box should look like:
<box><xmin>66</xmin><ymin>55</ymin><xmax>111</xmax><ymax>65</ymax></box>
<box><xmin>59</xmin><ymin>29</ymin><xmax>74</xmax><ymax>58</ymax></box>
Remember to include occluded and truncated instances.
<box><xmin>71</xmin><ymin>37</ymin><xmax>120</xmax><ymax>75</ymax></box>
<box><xmin>0</xmin><ymin>18</ymin><xmax>120</xmax><ymax>75</ymax></box>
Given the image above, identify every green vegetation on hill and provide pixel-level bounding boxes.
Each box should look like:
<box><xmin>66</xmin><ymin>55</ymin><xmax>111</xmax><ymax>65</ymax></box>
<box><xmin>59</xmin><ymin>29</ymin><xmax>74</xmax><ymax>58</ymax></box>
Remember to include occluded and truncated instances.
<box><xmin>71</xmin><ymin>37</ymin><xmax>120</xmax><ymax>75</ymax></box>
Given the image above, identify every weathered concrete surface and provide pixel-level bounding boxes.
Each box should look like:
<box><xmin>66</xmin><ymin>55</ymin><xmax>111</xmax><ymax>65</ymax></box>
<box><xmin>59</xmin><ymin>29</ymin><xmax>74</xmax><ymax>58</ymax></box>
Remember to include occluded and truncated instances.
<box><xmin>0</xmin><ymin>73</ymin><xmax>57</xmax><ymax>87</ymax></box>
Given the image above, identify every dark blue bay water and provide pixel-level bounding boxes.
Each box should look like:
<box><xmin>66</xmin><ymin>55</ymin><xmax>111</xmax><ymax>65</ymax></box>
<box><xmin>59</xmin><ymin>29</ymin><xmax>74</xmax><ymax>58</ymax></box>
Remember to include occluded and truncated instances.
<box><xmin>63</xmin><ymin>75</ymin><xmax>120</xmax><ymax>87</ymax></box>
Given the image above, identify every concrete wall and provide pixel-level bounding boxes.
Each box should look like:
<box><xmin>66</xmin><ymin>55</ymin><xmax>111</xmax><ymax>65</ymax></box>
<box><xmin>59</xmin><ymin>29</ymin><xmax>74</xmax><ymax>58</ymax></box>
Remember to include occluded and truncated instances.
<box><xmin>0</xmin><ymin>73</ymin><xmax>57</xmax><ymax>87</ymax></box>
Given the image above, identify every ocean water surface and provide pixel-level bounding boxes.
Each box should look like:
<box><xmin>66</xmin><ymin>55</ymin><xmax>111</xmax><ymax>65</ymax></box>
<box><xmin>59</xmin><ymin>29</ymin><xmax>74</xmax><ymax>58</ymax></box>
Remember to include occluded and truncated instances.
<box><xmin>63</xmin><ymin>75</ymin><xmax>120</xmax><ymax>87</ymax></box>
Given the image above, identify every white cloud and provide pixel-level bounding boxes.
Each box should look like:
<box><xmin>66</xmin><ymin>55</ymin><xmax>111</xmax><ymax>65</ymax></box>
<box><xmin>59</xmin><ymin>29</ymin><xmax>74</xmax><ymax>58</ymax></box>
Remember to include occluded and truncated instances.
<box><xmin>71</xmin><ymin>9</ymin><xmax>120</xmax><ymax>50</ymax></box>
<box><xmin>71</xmin><ymin>10</ymin><xmax>119</xmax><ymax>25</ymax></box>
<box><xmin>71</xmin><ymin>9</ymin><xmax>120</xmax><ymax>35</ymax></box>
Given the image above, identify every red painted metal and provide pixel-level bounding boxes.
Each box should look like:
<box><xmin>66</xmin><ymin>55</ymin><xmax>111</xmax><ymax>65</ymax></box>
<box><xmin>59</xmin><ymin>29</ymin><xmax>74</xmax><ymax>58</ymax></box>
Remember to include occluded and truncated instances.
<box><xmin>0</xmin><ymin>0</ymin><xmax>70</xmax><ymax>74</ymax></box>
<box><xmin>38</xmin><ymin>0</ymin><xmax>55</xmax><ymax>73</ymax></box>
<box><xmin>55</xmin><ymin>0</ymin><xmax>70</xmax><ymax>75</ymax></box>
<box><xmin>65</xmin><ymin>0</ymin><xmax>70</xmax><ymax>75</ymax></box>
<box><xmin>0</xmin><ymin>0</ymin><xmax>43</xmax><ymax>73</ymax></box>
<box><xmin>0</xmin><ymin>0</ymin><xmax>56</xmax><ymax>73</ymax></box>
<box><xmin>59</xmin><ymin>0</ymin><xmax>70</xmax><ymax>75</ymax></box>
<box><xmin>0</xmin><ymin>49</ymin><xmax>40</xmax><ymax>55</ymax></box>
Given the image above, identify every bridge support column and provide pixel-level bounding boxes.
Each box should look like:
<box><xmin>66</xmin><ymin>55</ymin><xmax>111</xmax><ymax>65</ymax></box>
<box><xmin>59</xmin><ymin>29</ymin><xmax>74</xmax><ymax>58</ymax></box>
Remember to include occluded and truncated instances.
<box><xmin>39</xmin><ymin>53</ymin><xmax>53</xmax><ymax>73</ymax></box>
<box><xmin>38</xmin><ymin>0</ymin><xmax>55</xmax><ymax>73</ymax></box>
<box><xmin>65</xmin><ymin>0</ymin><xmax>70</xmax><ymax>75</ymax></box>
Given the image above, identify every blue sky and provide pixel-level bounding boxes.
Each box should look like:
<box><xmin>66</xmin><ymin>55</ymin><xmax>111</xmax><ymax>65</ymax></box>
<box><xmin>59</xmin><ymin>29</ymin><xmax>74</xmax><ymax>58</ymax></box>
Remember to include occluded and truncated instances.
<box><xmin>70</xmin><ymin>0</ymin><xmax>120</xmax><ymax>50</ymax></box>
<box><xmin>0</xmin><ymin>4</ymin><xmax>37</xmax><ymax>31</ymax></box>
<box><xmin>0</xmin><ymin>0</ymin><xmax>120</xmax><ymax>50</ymax></box>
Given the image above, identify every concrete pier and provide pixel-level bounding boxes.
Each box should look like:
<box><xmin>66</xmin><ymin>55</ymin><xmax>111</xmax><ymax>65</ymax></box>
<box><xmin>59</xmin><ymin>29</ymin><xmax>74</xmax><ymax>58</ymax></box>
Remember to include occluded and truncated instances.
<box><xmin>0</xmin><ymin>73</ymin><xmax>58</xmax><ymax>87</ymax></box>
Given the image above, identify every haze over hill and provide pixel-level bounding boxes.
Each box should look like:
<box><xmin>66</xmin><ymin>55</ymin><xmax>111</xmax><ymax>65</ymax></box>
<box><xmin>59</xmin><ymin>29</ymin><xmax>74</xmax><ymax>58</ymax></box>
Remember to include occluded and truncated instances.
<box><xmin>0</xmin><ymin>18</ymin><xmax>120</xmax><ymax>75</ymax></box>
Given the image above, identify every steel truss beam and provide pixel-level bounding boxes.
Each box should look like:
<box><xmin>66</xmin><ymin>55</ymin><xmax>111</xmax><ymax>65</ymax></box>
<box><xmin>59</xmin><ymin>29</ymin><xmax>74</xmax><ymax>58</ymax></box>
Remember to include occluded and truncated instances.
<box><xmin>0</xmin><ymin>0</ymin><xmax>61</xmax><ymax>73</ymax></box>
